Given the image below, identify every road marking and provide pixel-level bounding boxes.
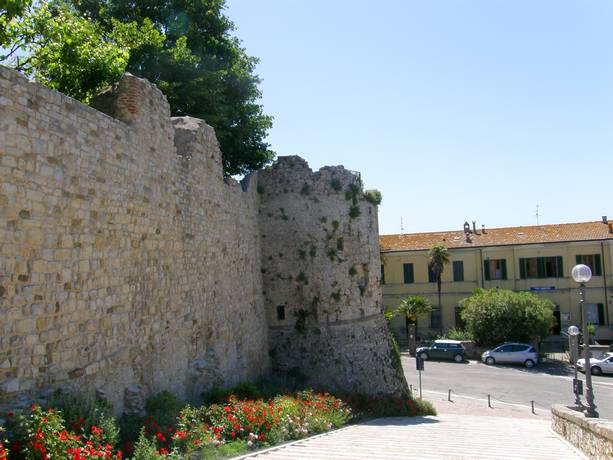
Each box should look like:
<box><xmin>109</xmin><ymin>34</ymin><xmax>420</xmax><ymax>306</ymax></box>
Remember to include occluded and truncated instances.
<box><xmin>553</xmin><ymin>375</ymin><xmax>613</xmax><ymax>388</ymax></box>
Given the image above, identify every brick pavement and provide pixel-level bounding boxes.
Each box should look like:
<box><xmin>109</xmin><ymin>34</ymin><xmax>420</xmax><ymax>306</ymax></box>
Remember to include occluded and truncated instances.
<box><xmin>237</xmin><ymin>413</ymin><xmax>585</xmax><ymax>459</ymax></box>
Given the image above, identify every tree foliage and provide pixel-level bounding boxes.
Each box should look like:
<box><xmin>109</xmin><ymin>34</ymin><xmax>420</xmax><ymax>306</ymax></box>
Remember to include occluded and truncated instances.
<box><xmin>427</xmin><ymin>243</ymin><xmax>449</xmax><ymax>308</ymax></box>
<box><xmin>385</xmin><ymin>295</ymin><xmax>432</xmax><ymax>324</ymax></box>
<box><xmin>1</xmin><ymin>0</ymin><xmax>167</xmax><ymax>102</ymax></box>
<box><xmin>1</xmin><ymin>0</ymin><xmax>274</xmax><ymax>175</ymax></box>
<box><xmin>0</xmin><ymin>0</ymin><xmax>30</xmax><ymax>46</ymax></box>
<box><xmin>459</xmin><ymin>288</ymin><xmax>555</xmax><ymax>346</ymax></box>
<box><xmin>75</xmin><ymin>0</ymin><xmax>274</xmax><ymax>176</ymax></box>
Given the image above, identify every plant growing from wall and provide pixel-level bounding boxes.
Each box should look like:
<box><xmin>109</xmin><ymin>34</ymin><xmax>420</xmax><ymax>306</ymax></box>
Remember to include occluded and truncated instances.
<box><xmin>300</xmin><ymin>183</ymin><xmax>311</xmax><ymax>195</ymax></box>
<box><xmin>363</xmin><ymin>189</ymin><xmax>382</xmax><ymax>205</ymax></box>
<box><xmin>294</xmin><ymin>308</ymin><xmax>311</xmax><ymax>331</ymax></box>
<box><xmin>330</xmin><ymin>178</ymin><xmax>342</xmax><ymax>192</ymax></box>
<box><xmin>349</xmin><ymin>266</ymin><xmax>357</xmax><ymax>276</ymax></box>
<box><xmin>295</xmin><ymin>271</ymin><xmax>308</xmax><ymax>284</ymax></box>
<box><xmin>349</xmin><ymin>205</ymin><xmax>361</xmax><ymax>219</ymax></box>
<box><xmin>428</xmin><ymin>243</ymin><xmax>450</xmax><ymax>310</ymax></box>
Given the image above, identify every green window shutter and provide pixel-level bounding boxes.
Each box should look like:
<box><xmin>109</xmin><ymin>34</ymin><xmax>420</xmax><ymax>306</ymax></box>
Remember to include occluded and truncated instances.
<box><xmin>576</xmin><ymin>254</ymin><xmax>582</xmax><ymax>265</ymax></box>
<box><xmin>500</xmin><ymin>259</ymin><xmax>507</xmax><ymax>280</ymax></box>
<box><xmin>595</xmin><ymin>254</ymin><xmax>602</xmax><ymax>276</ymax></box>
<box><xmin>403</xmin><ymin>263</ymin><xmax>414</xmax><ymax>284</ymax></box>
<box><xmin>484</xmin><ymin>260</ymin><xmax>491</xmax><ymax>281</ymax></box>
<box><xmin>597</xmin><ymin>303</ymin><xmax>605</xmax><ymax>326</ymax></box>
<box><xmin>537</xmin><ymin>257</ymin><xmax>545</xmax><ymax>278</ymax></box>
<box><xmin>556</xmin><ymin>256</ymin><xmax>563</xmax><ymax>278</ymax></box>
<box><xmin>453</xmin><ymin>261</ymin><xmax>464</xmax><ymax>282</ymax></box>
<box><xmin>519</xmin><ymin>258</ymin><xmax>526</xmax><ymax>279</ymax></box>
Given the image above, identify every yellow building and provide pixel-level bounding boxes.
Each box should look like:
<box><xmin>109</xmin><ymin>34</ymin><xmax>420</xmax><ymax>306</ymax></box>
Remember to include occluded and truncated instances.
<box><xmin>380</xmin><ymin>219</ymin><xmax>613</xmax><ymax>342</ymax></box>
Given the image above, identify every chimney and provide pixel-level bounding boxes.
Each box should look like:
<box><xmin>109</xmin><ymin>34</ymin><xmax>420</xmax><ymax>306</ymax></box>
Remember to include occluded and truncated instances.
<box><xmin>602</xmin><ymin>216</ymin><xmax>608</xmax><ymax>224</ymax></box>
<box><xmin>482</xmin><ymin>224</ymin><xmax>486</xmax><ymax>234</ymax></box>
<box><xmin>472</xmin><ymin>221</ymin><xmax>477</xmax><ymax>234</ymax></box>
<box><xmin>463</xmin><ymin>221</ymin><xmax>470</xmax><ymax>234</ymax></box>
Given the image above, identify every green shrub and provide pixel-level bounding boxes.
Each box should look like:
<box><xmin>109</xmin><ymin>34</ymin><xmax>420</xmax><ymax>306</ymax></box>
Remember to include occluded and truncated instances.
<box><xmin>439</xmin><ymin>328</ymin><xmax>473</xmax><ymax>341</ymax></box>
<box><xmin>363</xmin><ymin>189</ymin><xmax>382</xmax><ymax>205</ymax></box>
<box><xmin>460</xmin><ymin>288</ymin><xmax>555</xmax><ymax>346</ymax></box>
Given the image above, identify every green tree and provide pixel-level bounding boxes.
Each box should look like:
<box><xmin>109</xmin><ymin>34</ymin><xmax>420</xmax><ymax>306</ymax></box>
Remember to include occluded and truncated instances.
<box><xmin>0</xmin><ymin>0</ymin><xmax>30</xmax><ymax>46</ymax></box>
<box><xmin>386</xmin><ymin>295</ymin><xmax>432</xmax><ymax>324</ymax></box>
<box><xmin>427</xmin><ymin>243</ymin><xmax>450</xmax><ymax>310</ymax></box>
<box><xmin>460</xmin><ymin>288</ymin><xmax>555</xmax><ymax>346</ymax></box>
<box><xmin>1</xmin><ymin>0</ymin><xmax>167</xmax><ymax>102</ymax></box>
<box><xmin>75</xmin><ymin>0</ymin><xmax>274</xmax><ymax>176</ymax></box>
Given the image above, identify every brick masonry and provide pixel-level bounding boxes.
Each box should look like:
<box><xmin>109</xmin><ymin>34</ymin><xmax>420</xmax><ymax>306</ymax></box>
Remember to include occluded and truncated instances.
<box><xmin>0</xmin><ymin>66</ymin><xmax>407</xmax><ymax>412</ymax></box>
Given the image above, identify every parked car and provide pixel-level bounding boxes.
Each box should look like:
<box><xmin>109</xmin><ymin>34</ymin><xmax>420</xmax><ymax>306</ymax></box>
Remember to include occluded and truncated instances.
<box><xmin>577</xmin><ymin>352</ymin><xmax>613</xmax><ymax>376</ymax></box>
<box><xmin>482</xmin><ymin>343</ymin><xmax>539</xmax><ymax>368</ymax></box>
<box><xmin>417</xmin><ymin>340</ymin><xmax>466</xmax><ymax>363</ymax></box>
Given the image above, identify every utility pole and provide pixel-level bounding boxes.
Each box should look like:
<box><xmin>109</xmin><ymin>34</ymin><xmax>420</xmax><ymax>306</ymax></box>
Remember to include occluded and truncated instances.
<box><xmin>535</xmin><ymin>205</ymin><xmax>540</xmax><ymax>225</ymax></box>
<box><xmin>400</xmin><ymin>217</ymin><xmax>404</xmax><ymax>235</ymax></box>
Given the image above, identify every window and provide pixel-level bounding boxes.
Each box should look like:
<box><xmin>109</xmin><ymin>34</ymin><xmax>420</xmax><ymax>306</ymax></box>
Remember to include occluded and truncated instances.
<box><xmin>519</xmin><ymin>256</ymin><xmax>563</xmax><ymax>279</ymax></box>
<box><xmin>576</xmin><ymin>254</ymin><xmax>602</xmax><ymax>276</ymax></box>
<box><xmin>428</xmin><ymin>265</ymin><xmax>437</xmax><ymax>283</ymax></box>
<box><xmin>484</xmin><ymin>258</ymin><xmax>507</xmax><ymax>280</ymax></box>
<box><xmin>586</xmin><ymin>303</ymin><xmax>605</xmax><ymax>326</ymax></box>
<box><xmin>452</xmin><ymin>261</ymin><xmax>464</xmax><ymax>282</ymax></box>
<box><xmin>430</xmin><ymin>308</ymin><xmax>442</xmax><ymax>329</ymax></box>
<box><xmin>276</xmin><ymin>305</ymin><xmax>285</xmax><ymax>321</ymax></box>
<box><xmin>381</xmin><ymin>264</ymin><xmax>385</xmax><ymax>284</ymax></box>
<box><xmin>403</xmin><ymin>263</ymin><xmax>414</xmax><ymax>284</ymax></box>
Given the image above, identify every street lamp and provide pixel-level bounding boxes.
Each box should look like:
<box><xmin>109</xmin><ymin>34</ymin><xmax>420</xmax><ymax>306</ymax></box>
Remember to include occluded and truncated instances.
<box><xmin>567</xmin><ymin>325</ymin><xmax>581</xmax><ymax>406</ymax></box>
<box><xmin>571</xmin><ymin>264</ymin><xmax>598</xmax><ymax>418</ymax></box>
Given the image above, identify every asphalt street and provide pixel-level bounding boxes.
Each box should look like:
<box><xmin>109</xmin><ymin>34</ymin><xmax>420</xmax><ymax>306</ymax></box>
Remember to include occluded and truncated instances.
<box><xmin>401</xmin><ymin>354</ymin><xmax>613</xmax><ymax>419</ymax></box>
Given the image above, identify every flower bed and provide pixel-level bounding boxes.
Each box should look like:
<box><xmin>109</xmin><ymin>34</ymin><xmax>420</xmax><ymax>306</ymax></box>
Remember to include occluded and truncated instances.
<box><xmin>0</xmin><ymin>385</ymin><xmax>434</xmax><ymax>459</ymax></box>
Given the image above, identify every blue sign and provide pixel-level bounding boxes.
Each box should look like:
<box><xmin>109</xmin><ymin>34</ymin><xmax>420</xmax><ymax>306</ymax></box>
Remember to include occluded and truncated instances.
<box><xmin>530</xmin><ymin>286</ymin><xmax>556</xmax><ymax>292</ymax></box>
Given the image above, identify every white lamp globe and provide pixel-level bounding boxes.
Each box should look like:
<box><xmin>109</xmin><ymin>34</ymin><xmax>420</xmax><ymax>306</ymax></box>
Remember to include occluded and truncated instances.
<box><xmin>567</xmin><ymin>325</ymin><xmax>580</xmax><ymax>336</ymax></box>
<box><xmin>571</xmin><ymin>264</ymin><xmax>592</xmax><ymax>283</ymax></box>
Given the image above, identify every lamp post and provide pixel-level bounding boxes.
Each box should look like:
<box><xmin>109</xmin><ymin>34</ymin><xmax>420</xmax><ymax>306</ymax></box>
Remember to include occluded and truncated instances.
<box><xmin>567</xmin><ymin>325</ymin><xmax>581</xmax><ymax>406</ymax></box>
<box><xmin>571</xmin><ymin>264</ymin><xmax>598</xmax><ymax>418</ymax></box>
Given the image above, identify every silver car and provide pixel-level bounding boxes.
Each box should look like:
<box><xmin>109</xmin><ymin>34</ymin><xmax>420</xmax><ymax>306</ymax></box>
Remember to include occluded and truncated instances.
<box><xmin>482</xmin><ymin>343</ymin><xmax>539</xmax><ymax>368</ymax></box>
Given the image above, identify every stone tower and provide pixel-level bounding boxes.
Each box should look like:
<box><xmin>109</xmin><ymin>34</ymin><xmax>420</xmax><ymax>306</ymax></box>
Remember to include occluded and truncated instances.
<box><xmin>258</xmin><ymin>157</ymin><xmax>407</xmax><ymax>395</ymax></box>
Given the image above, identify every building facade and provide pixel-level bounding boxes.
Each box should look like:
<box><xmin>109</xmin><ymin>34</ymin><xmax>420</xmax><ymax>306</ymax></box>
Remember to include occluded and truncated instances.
<box><xmin>380</xmin><ymin>219</ymin><xmax>613</xmax><ymax>342</ymax></box>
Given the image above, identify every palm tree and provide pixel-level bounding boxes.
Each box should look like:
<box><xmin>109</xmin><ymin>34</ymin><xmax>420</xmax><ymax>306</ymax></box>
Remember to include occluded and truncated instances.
<box><xmin>428</xmin><ymin>243</ymin><xmax>450</xmax><ymax>311</ymax></box>
<box><xmin>396</xmin><ymin>295</ymin><xmax>433</xmax><ymax>324</ymax></box>
<box><xmin>385</xmin><ymin>295</ymin><xmax>433</xmax><ymax>355</ymax></box>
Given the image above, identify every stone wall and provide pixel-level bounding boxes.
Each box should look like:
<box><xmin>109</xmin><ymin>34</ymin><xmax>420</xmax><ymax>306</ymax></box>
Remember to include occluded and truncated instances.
<box><xmin>552</xmin><ymin>404</ymin><xmax>613</xmax><ymax>459</ymax></box>
<box><xmin>0</xmin><ymin>66</ymin><xmax>407</xmax><ymax>412</ymax></box>
<box><xmin>0</xmin><ymin>67</ymin><xmax>270</xmax><ymax>411</ymax></box>
<box><xmin>258</xmin><ymin>157</ymin><xmax>407</xmax><ymax>395</ymax></box>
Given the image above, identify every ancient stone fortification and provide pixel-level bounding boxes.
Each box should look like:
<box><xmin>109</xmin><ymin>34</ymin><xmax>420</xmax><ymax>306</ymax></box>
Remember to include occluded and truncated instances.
<box><xmin>0</xmin><ymin>66</ymin><xmax>406</xmax><ymax>412</ymax></box>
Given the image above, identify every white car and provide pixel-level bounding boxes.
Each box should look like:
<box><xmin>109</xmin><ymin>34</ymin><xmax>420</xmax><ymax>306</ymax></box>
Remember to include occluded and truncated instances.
<box><xmin>577</xmin><ymin>352</ymin><xmax>613</xmax><ymax>376</ymax></box>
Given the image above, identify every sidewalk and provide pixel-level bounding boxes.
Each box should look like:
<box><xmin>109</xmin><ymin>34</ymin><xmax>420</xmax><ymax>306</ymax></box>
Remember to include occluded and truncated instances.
<box><xmin>238</xmin><ymin>413</ymin><xmax>585</xmax><ymax>459</ymax></box>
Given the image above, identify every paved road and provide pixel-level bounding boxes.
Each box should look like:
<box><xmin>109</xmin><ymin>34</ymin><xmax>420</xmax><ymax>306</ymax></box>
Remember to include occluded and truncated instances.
<box><xmin>402</xmin><ymin>354</ymin><xmax>613</xmax><ymax>418</ymax></box>
<box><xmin>239</xmin><ymin>414</ymin><xmax>584</xmax><ymax>459</ymax></box>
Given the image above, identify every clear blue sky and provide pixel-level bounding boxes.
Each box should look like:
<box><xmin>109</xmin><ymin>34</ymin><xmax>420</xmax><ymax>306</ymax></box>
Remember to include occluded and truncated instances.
<box><xmin>226</xmin><ymin>1</ymin><xmax>613</xmax><ymax>235</ymax></box>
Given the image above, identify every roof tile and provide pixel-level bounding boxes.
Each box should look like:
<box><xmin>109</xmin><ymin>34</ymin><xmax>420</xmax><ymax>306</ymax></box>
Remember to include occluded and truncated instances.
<box><xmin>380</xmin><ymin>221</ymin><xmax>613</xmax><ymax>252</ymax></box>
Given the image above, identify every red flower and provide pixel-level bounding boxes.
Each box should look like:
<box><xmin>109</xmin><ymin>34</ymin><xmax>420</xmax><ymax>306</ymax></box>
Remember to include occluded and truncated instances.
<box><xmin>156</xmin><ymin>432</ymin><xmax>166</xmax><ymax>442</ymax></box>
<box><xmin>91</xmin><ymin>425</ymin><xmax>103</xmax><ymax>436</ymax></box>
<box><xmin>159</xmin><ymin>447</ymin><xmax>168</xmax><ymax>455</ymax></box>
